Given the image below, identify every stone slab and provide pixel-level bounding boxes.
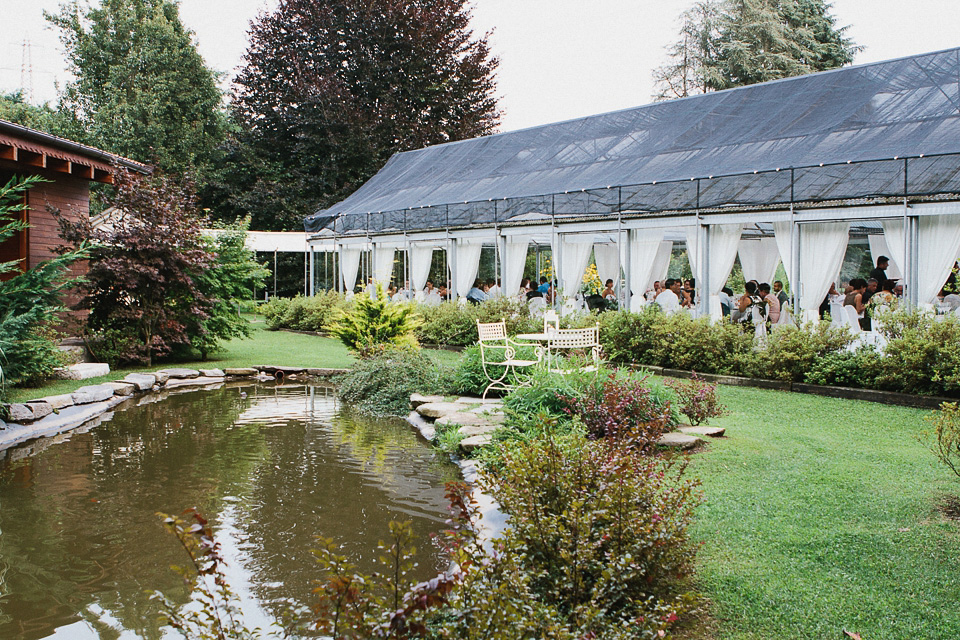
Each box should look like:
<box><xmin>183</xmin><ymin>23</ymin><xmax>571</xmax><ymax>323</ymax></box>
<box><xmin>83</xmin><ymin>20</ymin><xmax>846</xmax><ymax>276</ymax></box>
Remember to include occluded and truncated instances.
<box><xmin>25</xmin><ymin>402</ymin><xmax>53</xmax><ymax>420</ymax></box>
<box><xmin>460</xmin><ymin>434</ymin><xmax>493</xmax><ymax>452</ymax></box>
<box><xmin>123</xmin><ymin>373</ymin><xmax>156</xmax><ymax>391</ymax></box>
<box><xmin>657</xmin><ymin>432</ymin><xmax>704</xmax><ymax>450</ymax></box>
<box><xmin>457</xmin><ymin>424</ymin><xmax>500</xmax><ymax>437</ymax></box>
<box><xmin>164</xmin><ymin>376</ymin><xmax>225</xmax><ymax>389</ymax></box>
<box><xmin>6</xmin><ymin>404</ymin><xmax>35</xmax><ymax>422</ymax></box>
<box><xmin>678</xmin><ymin>425</ymin><xmax>726</xmax><ymax>437</ymax></box>
<box><xmin>435</xmin><ymin>412</ymin><xmax>494</xmax><ymax>427</ymax></box>
<box><xmin>224</xmin><ymin>367</ymin><xmax>257</xmax><ymax>376</ymax></box>
<box><xmin>307</xmin><ymin>368</ymin><xmax>348</xmax><ymax>377</ymax></box>
<box><xmin>153</xmin><ymin>371</ymin><xmax>171</xmax><ymax>384</ymax></box>
<box><xmin>457</xmin><ymin>396</ymin><xmax>503</xmax><ymax>405</ymax></box>
<box><xmin>407</xmin><ymin>411</ymin><xmax>436</xmax><ymax>441</ymax></box>
<box><xmin>55</xmin><ymin>362</ymin><xmax>110</xmax><ymax>380</ymax></box>
<box><xmin>72</xmin><ymin>384</ymin><xmax>116</xmax><ymax>405</ymax></box>
<box><xmin>58</xmin><ymin>345</ymin><xmax>87</xmax><ymax>363</ymax></box>
<box><xmin>254</xmin><ymin>365</ymin><xmax>306</xmax><ymax>375</ymax></box>
<box><xmin>39</xmin><ymin>394</ymin><xmax>75</xmax><ymax>411</ymax></box>
<box><xmin>0</xmin><ymin>396</ymin><xmax>126</xmax><ymax>451</ymax></box>
<box><xmin>105</xmin><ymin>381</ymin><xmax>137</xmax><ymax>396</ymax></box>
<box><xmin>199</xmin><ymin>369</ymin><xmax>225</xmax><ymax>378</ymax></box>
<box><xmin>468</xmin><ymin>404</ymin><xmax>503</xmax><ymax>414</ymax></box>
<box><xmin>155</xmin><ymin>368</ymin><xmax>200</xmax><ymax>379</ymax></box>
<box><xmin>416</xmin><ymin>402</ymin><xmax>472</xmax><ymax>419</ymax></box>
<box><xmin>410</xmin><ymin>393</ymin><xmax>446</xmax><ymax>408</ymax></box>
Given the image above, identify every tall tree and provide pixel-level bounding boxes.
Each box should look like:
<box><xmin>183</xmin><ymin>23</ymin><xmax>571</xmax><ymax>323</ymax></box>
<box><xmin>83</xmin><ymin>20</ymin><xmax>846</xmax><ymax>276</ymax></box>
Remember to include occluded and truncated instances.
<box><xmin>46</xmin><ymin>0</ymin><xmax>227</xmax><ymax>176</ymax></box>
<box><xmin>653</xmin><ymin>0</ymin><xmax>859</xmax><ymax>99</ymax></box>
<box><xmin>212</xmin><ymin>0</ymin><xmax>500</xmax><ymax>231</ymax></box>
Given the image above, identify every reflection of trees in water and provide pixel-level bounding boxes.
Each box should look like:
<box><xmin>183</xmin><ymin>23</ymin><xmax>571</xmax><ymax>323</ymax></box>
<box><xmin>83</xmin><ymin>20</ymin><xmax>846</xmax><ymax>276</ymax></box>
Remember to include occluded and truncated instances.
<box><xmin>0</xmin><ymin>384</ymin><xmax>459</xmax><ymax>639</ymax></box>
<box><xmin>0</xmin><ymin>386</ymin><xmax>263</xmax><ymax>640</ymax></box>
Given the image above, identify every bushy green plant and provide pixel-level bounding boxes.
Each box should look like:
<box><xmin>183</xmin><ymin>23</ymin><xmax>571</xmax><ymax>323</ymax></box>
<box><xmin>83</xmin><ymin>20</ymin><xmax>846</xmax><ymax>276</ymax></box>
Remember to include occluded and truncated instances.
<box><xmin>651</xmin><ymin>313</ymin><xmax>754</xmax><ymax>374</ymax></box>
<box><xmin>261</xmin><ymin>291</ymin><xmax>350</xmax><ymax>331</ymax></box>
<box><xmin>752</xmin><ymin>322</ymin><xmax>854</xmax><ymax>382</ymax></box>
<box><xmin>416</xmin><ymin>297</ymin><xmax>543</xmax><ymax>347</ymax></box>
<box><xmin>84</xmin><ymin>327</ymin><xmax>143</xmax><ymax>368</ymax></box>
<box><xmin>453</xmin><ymin>343</ymin><xmax>542</xmax><ymax>396</ymax></box>
<box><xmin>804</xmin><ymin>346</ymin><xmax>881</xmax><ymax>388</ymax></box>
<box><xmin>336</xmin><ymin>348</ymin><xmax>454</xmax><ymax>417</ymax></box>
<box><xmin>485</xmin><ymin>431</ymin><xmax>702</xmax><ymax>637</ymax></box>
<box><xmin>666</xmin><ymin>374</ymin><xmax>727</xmax><ymax>426</ymax></box>
<box><xmin>874</xmin><ymin>308</ymin><xmax>960</xmax><ymax>396</ymax></box>
<box><xmin>327</xmin><ymin>285</ymin><xmax>421</xmax><ymax>355</ymax></box>
<box><xmin>929</xmin><ymin>402</ymin><xmax>960</xmax><ymax>480</ymax></box>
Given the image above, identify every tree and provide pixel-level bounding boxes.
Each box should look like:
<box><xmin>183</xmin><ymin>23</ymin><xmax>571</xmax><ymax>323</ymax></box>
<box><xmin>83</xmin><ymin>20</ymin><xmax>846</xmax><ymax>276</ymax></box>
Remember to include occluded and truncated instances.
<box><xmin>0</xmin><ymin>176</ymin><xmax>88</xmax><ymax>396</ymax></box>
<box><xmin>212</xmin><ymin>0</ymin><xmax>501</xmax><ymax>231</ymax></box>
<box><xmin>653</xmin><ymin>0</ymin><xmax>859</xmax><ymax>99</ymax></box>
<box><xmin>0</xmin><ymin>91</ymin><xmax>81</xmax><ymax>139</ymax></box>
<box><xmin>46</xmin><ymin>0</ymin><xmax>228</xmax><ymax>177</ymax></box>
<box><xmin>58</xmin><ymin>170</ymin><xmax>214</xmax><ymax>366</ymax></box>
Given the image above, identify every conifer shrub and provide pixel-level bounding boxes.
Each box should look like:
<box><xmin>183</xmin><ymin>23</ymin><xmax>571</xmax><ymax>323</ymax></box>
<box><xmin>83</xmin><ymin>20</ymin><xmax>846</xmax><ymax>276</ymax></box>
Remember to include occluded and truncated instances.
<box><xmin>327</xmin><ymin>284</ymin><xmax>421</xmax><ymax>355</ymax></box>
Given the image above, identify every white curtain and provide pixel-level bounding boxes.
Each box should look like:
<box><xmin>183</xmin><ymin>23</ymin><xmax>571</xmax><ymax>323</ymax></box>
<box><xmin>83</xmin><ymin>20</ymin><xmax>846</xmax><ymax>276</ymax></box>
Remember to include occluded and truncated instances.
<box><xmin>879</xmin><ymin>220</ymin><xmax>906</xmax><ymax>286</ymax></box>
<box><xmin>373</xmin><ymin>245</ymin><xmax>395</xmax><ymax>286</ymax></box>
<box><xmin>593</xmin><ymin>243</ymin><xmax>620</xmax><ymax>284</ymax></box>
<box><xmin>339</xmin><ymin>246</ymin><xmax>362</xmax><ymax>293</ymax></box>
<box><xmin>738</xmin><ymin>237</ymin><xmax>780</xmax><ymax>284</ymax></box>
<box><xmin>628</xmin><ymin>228</ymin><xmax>665</xmax><ymax>311</ymax></box>
<box><xmin>917</xmin><ymin>214</ymin><xmax>960</xmax><ymax>305</ymax></box>
<box><xmin>685</xmin><ymin>227</ymin><xmax>699</xmax><ymax>276</ymax></box>
<box><xmin>799</xmin><ymin>222</ymin><xmax>849</xmax><ymax>321</ymax></box>
<box><xmin>867</xmin><ymin>234</ymin><xmax>903</xmax><ymax>279</ymax></box>
<box><xmin>558</xmin><ymin>236</ymin><xmax>594</xmax><ymax>299</ymax></box>
<box><xmin>503</xmin><ymin>237</ymin><xmax>528</xmax><ymax>297</ymax></box>
<box><xmin>707</xmin><ymin>224</ymin><xmax>743</xmax><ymax>317</ymax></box>
<box><xmin>410</xmin><ymin>244</ymin><xmax>434</xmax><ymax>292</ymax></box>
<box><xmin>773</xmin><ymin>221</ymin><xmax>795</xmax><ymax>291</ymax></box>
<box><xmin>454</xmin><ymin>239</ymin><xmax>483</xmax><ymax>299</ymax></box>
<box><xmin>650</xmin><ymin>240</ymin><xmax>673</xmax><ymax>288</ymax></box>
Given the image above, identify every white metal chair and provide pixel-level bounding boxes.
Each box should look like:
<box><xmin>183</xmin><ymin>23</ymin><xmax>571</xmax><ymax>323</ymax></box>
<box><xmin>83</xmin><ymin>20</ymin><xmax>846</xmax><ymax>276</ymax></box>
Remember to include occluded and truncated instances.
<box><xmin>843</xmin><ymin>305</ymin><xmax>862</xmax><ymax>334</ymax></box>
<box><xmin>527</xmin><ymin>296</ymin><xmax>546</xmax><ymax>315</ymax></box>
<box><xmin>829</xmin><ymin>302</ymin><xmax>846</xmax><ymax>329</ymax></box>
<box><xmin>476</xmin><ymin>319</ymin><xmax>543</xmax><ymax>398</ymax></box>
<box><xmin>546</xmin><ymin>325</ymin><xmax>602</xmax><ymax>375</ymax></box>
<box><xmin>543</xmin><ymin>309</ymin><xmax>559</xmax><ymax>334</ymax></box>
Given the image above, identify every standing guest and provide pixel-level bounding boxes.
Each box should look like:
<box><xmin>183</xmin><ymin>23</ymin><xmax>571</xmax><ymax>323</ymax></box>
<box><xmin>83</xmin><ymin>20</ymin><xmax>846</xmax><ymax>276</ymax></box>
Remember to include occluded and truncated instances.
<box><xmin>773</xmin><ymin>280</ymin><xmax>789</xmax><ymax>307</ymax></box>
<box><xmin>758</xmin><ymin>283</ymin><xmax>780</xmax><ymax>323</ymax></box>
<box><xmin>869</xmin><ymin>256</ymin><xmax>890</xmax><ymax>284</ymax></box>
<box><xmin>655</xmin><ymin>278</ymin><xmax>683</xmax><ymax>314</ymax></box>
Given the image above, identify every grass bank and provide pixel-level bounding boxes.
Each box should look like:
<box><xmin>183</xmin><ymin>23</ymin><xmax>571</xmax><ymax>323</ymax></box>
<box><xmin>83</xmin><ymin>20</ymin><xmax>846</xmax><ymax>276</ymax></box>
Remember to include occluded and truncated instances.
<box><xmin>688</xmin><ymin>384</ymin><xmax>960</xmax><ymax>639</ymax></box>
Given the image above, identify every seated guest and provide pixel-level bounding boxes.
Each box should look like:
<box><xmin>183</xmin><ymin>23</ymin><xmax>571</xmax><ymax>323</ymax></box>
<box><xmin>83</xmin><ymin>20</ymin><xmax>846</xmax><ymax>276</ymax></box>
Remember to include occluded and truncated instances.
<box><xmin>863</xmin><ymin>278</ymin><xmax>878</xmax><ymax>305</ymax></box>
<box><xmin>719</xmin><ymin>287</ymin><xmax>734</xmax><ymax>318</ymax></box>
<box><xmin>844</xmin><ymin>278</ymin><xmax>868</xmax><ymax>328</ymax></box>
<box><xmin>893</xmin><ymin>282</ymin><xmax>904</xmax><ymax>298</ymax></box>
<box><xmin>737</xmin><ymin>281</ymin><xmax>766</xmax><ymax>324</ymax></box>
<box><xmin>537</xmin><ymin>276</ymin><xmax>550</xmax><ymax>294</ymax></box>
<box><xmin>487</xmin><ymin>278</ymin><xmax>501</xmax><ymax>297</ymax></box>
<box><xmin>758</xmin><ymin>282</ymin><xmax>780</xmax><ymax>323</ymax></box>
<box><xmin>387</xmin><ymin>282</ymin><xmax>398</xmax><ymax>298</ymax></box>
<box><xmin>819</xmin><ymin>282</ymin><xmax>841</xmax><ymax>319</ymax></box>
<box><xmin>655</xmin><ymin>278</ymin><xmax>683</xmax><ymax>314</ymax></box>
<box><xmin>466</xmin><ymin>279</ymin><xmax>488</xmax><ymax>304</ymax></box>
<box><xmin>873</xmin><ymin>279</ymin><xmax>896</xmax><ymax>305</ymax></box>
<box><xmin>525</xmin><ymin>281</ymin><xmax>543</xmax><ymax>300</ymax></box>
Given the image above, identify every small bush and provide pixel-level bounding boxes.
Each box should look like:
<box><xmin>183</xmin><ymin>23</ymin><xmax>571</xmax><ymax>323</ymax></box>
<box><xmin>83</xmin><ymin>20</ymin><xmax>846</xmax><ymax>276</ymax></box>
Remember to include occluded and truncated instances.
<box><xmin>557</xmin><ymin>373</ymin><xmax>676</xmax><ymax>449</ymax></box>
<box><xmin>85</xmin><ymin>327</ymin><xmax>146</xmax><ymax>367</ymax></box>
<box><xmin>327</xmin><ymin>284</ymin><xmax>421</xmax><ymax>355</ymax></box>
<box><xmin>453</xmin><ymin>343</ymin><xmax>542</xmax><ymax>397</ymax></box>
<box><xmin>666</xmin><ymin>374</ymin><xmax>727</xmax><ymax>425</ymax></box>
<box><xmin>875</xmin><ymin>309</ymin><xmax>960</xmax><ymax>396</ymax></box>
<box><xmin>262</xmin><ymin>291</ymin><xmax>350</xmax><ymax>331</ymax></box>
<box><xmin>754</xmin><ymin>322</ymin><xmax>854</xmax><ymax>382</ymax></box>
<box><xmin>930</xmin><ymin>402</ymin><xmax>960</xmax><ymax>480</ymax></box>
<box><xmin>336</xmin><ymin>348</ymin><xmax>454</xmax><ymax>417</ymax></box>
<box><xmin>804</xmin><ymin>346</ymin><xmax>880</xmax><ymax>388</ymax></box>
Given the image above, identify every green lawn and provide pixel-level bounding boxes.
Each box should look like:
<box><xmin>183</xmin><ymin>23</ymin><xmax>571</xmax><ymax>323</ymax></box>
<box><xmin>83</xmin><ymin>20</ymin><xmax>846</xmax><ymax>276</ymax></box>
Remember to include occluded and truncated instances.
<box><xmin>688</xmin><ymin>385</ymin><xmax>960</xmax><ymax>639</ymax></box>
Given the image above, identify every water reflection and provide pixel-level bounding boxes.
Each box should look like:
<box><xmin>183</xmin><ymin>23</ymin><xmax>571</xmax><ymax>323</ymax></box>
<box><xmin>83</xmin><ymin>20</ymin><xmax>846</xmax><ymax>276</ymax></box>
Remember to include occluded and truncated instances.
<box><xmin>0</xmin><ymin>383</ymin><xmax>459</xmax><ymax>639</ymax></box>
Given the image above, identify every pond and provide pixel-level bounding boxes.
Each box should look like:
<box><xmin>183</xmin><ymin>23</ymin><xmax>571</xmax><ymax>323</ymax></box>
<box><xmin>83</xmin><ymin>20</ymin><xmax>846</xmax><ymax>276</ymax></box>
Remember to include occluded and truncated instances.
<box><xmin>0</xmin><ymin>382</ymin><xmax>461</xmax><ymax>639</ymax></box>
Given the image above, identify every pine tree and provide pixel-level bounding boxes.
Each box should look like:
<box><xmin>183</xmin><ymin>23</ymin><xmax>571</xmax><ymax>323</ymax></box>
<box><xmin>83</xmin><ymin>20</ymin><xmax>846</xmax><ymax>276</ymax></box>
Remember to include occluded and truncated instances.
<box><xmin>653</xmin><ymin>0</ymin><xmax>860</xmax><ymax>99</ymax></box>
<box><xmin>46</xmin><ymin>0</ymin><xmax>227</xmax><ymax>176</ymax></box>
<box><xmin>210</xmin><ymin>0</ymin><xmax>500</xmax><ymax>231</ymax></box>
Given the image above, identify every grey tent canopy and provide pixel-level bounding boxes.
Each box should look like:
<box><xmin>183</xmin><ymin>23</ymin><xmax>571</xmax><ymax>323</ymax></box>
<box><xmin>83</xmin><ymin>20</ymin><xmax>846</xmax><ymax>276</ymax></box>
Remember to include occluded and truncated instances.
<box><xmin>305</xmin><ymin>47</ymin><xmax>960</xmax><ymax>236</ymax></box>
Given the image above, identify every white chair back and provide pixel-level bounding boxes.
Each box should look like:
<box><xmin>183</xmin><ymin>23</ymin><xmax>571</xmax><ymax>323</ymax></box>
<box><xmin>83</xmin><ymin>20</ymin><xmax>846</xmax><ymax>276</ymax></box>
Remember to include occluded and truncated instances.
<box><xmin>829</xmin><ymin>302</ymin><xmax>845</xmax><ymax>328</ymax></box>
<box><xmin>843</xmin><ymin>305</ymin><xmax>862</xmax><ymax>334</ymax></box>
<box><xmin>543</xmin><ymin>309</ymin><xmax>560</xmax><ymax>333</ymax></box>
<box><xmin>528</xmin><ymin>296</ymin><xmax>546</xmax><ymax>315</ymax></box>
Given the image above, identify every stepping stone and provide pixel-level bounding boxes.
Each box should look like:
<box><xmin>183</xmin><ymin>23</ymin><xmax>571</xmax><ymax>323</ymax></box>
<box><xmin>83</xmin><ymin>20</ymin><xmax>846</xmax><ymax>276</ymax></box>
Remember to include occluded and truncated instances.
<box><xmin>460</xmin><ymin>434</ymin><xmax>493</xmax><ymax>452</ymax></box>
<box><xmin>435</xmin><ymin>412</ymin><xmax>493</xmax><ymax>427</ymax></box>
<box><xmin>153</xmin><ymin>371</ymin><xmax>171</xmax><ymax>384</ymax></box>
<box><xmin>39</xmin><ymin>394</ymin><xmax>75</xmax><ymax>410</ymax></box>
<box><xmin>657</xmin><ymin>432</ymin><xmax>704</xmax><ymax>450</ymax></box>
<box><xmin>410</xmin><ymin>393</ymin><xmax>446</xmax><ymax>408</ymax></box>
<box><xmin>457</xmin><ymin>396</ymin><xmax>502</xmax><ymax>405</ymax></box>
<box><xmin>123</xmin><ymin>373</ymin><xmax>157</xmax><ymax>391</ymax></box>
<box><xmin>72</xmin><ymin>384</ymin><xmax>116</xmax><ymax>405</ymax></box>
<box><xmin>55</xmin><ymin>363</ymin><xmax>110</xmax><ymax>380</ymax></box>
<box><xmin>155</xmin><ymin>368</ymin><xmax>200</xmax><ymax>379</ymax></box>
<box><xmin>468</xmin><ymin>406</ymin><xmax>505</xmax><ymax>418</ymax></box>
<box><xmin>164</xmin><ymin>376</ymin><xmax>224</xmax><ymax>389</ymax></box>
<box><xmin>26</xmin><ymin>402</ymin><xmax>54</xmax><ymax>420</ymax></box>
<box><xmin>6</xmin><ymin>404</ymin><xmax>35</xmax><ymax>422</ymax></box>
<box><xmin>678</xmin><ymin>425</ymin><xmax>726</xmax><ymax>437</ymax></box>
<box><xmin>224</xmin><ymin>367</ymin><xmax>257</xmax><ymax>376</ymax></box>
<box><xmin>254</xmin><ymin>365</ymin><xmax>306</xmax><ymax>375</ymax></box>
<box><xmin>105</xmin><ymin>381</ymin><xmax>137</xmax><ymax>396</ymax></box>
<box><xmin>199</xmin><ymin>369</ymin><xmax>225</xmax><ymax>378</ymax></box>
<box><xmin>416</xmin><ymin>402</ymin><xmax>471</xmax><ymax>419</ymax></box>
<box><xmin>457</xmin><ymin>424</ymin><xmax>499</xmax><ymax>437</ymax></box>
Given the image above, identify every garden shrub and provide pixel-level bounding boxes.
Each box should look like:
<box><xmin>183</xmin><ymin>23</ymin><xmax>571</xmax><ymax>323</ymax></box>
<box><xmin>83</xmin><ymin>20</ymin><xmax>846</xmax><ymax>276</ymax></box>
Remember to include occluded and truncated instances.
<box><xmin>262</xmin><ymin>291</ymin><xmax>350</xmax><ymax>332</ymax></box>
<box><xmin>557</xmin><ymin>373</ymin><xmax>676</xmax><ymax>449</ymax></box>
<box><xmin>874</xmin><ymin>309</ymin><xmax>960</xmax><ymax>396</ymax></box>
<box><xmin>597</xmin><ymin>308</ymin><xmax>661</xmax><ymax>365</ymax></box>
<box><xmin>327</xmin><ymin>284</ymin><xmax>421</xmax><ymax>355</ymax></box>
<box><xmin>417</xmin><ymin>301</ymin><xmax>479</xmax><ymax>346</ymax></box>
<box><xmin>336</xmin><ymin>348</ymin><xmax>455</xmax><ymax>417</ymax></box>
<box><xmin>453</xmin><ymin>342</ymin><xmax>543</xmax><ymax>396</ymax></box>
<box><xmin>485</xmin><ymin>432</ymin><xmax>702</xmax><ymax>637</ymax></box>
<box><xmin>930</xmin><ymin>402</ymin><xmax>960</xmax><ymax>480</ymax></box>
<box><xmin>666</xmin><ymin>374</ymin><xmax>727</xmax><ymax>426</ymax></box>
<box><xmin>803</xmin><ymin>346</ymin><xmax>881</xmax><ymax>388</ymax></box>
<box><xmin>754</xmin><ymin>322</ymin><xmax>854</xmax><ymax>382</ymax></box>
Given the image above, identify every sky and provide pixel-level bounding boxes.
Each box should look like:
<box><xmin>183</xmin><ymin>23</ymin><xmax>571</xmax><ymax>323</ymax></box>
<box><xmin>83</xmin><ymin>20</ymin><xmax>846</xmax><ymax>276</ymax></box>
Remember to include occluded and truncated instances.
<box><xmin>1</xmin><ymin>0</ymin><xmax>958</xmax><ymax>133</ymax></box>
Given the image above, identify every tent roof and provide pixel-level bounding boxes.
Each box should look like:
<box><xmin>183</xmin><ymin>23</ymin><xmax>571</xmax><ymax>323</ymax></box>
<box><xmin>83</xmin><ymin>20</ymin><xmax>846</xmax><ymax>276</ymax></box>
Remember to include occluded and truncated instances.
<box><xmin>306</xmin><ymin>47</ymin><xmax>960</xmax><ymax>234</ymax></box>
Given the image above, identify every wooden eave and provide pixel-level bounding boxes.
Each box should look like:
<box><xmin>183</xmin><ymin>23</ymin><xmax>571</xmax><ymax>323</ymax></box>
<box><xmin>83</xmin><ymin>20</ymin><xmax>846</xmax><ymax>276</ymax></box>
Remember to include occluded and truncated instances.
<box><xmin>0</xmin><ymin>132</ymin><xmax>117</xmax><ymax>183</ymax></box>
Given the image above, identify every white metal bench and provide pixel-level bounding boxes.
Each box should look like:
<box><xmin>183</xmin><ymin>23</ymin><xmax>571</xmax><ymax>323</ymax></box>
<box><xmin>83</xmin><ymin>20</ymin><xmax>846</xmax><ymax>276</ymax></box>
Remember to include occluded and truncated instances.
<box><xmin>476</xmin><ymin>319</ymin><xmax>544</xmax><ymax>398</ymax></box>
<box><xmin>546</xmin><ymin>324</ymin><xmax>602</xmax><ymax>375</ymax></box>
